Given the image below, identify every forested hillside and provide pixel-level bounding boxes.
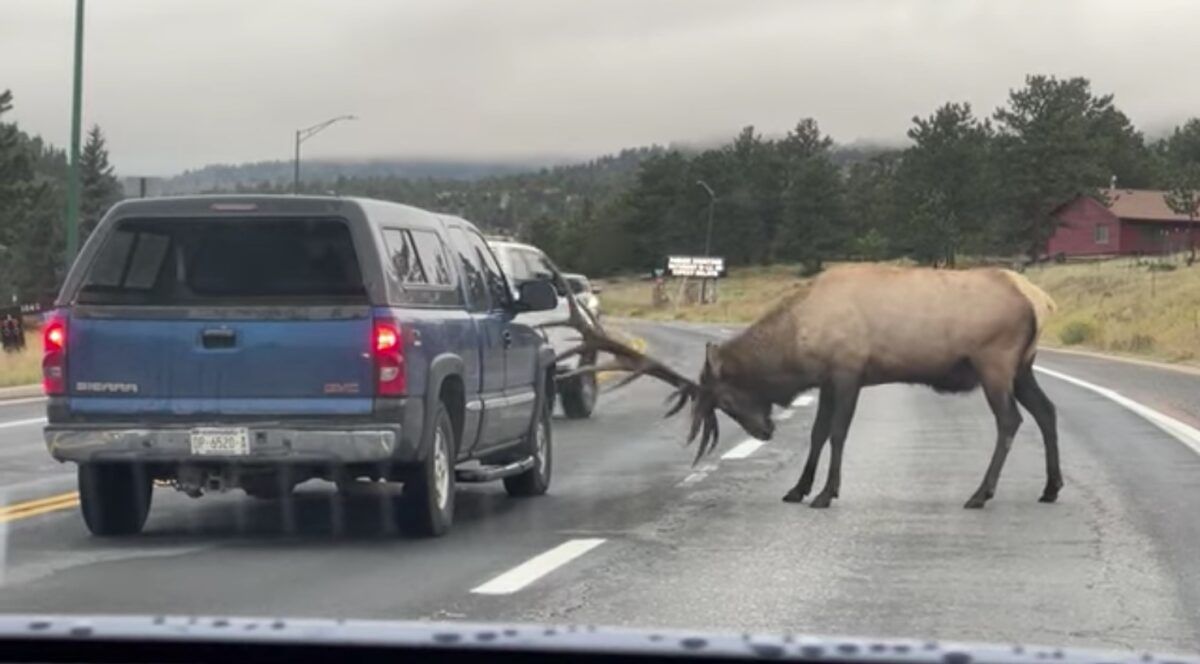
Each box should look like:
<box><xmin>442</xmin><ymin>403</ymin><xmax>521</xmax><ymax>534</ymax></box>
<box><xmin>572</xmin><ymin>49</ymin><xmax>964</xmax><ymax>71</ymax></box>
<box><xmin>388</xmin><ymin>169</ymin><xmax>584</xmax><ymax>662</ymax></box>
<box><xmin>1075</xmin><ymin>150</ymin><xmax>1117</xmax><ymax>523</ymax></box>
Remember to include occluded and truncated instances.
<box><xmin>220</xmin><ymin>76</ymin><xmax>1200</xmax><ymax>278</ymax></box>
<box><xmin>7</xmin><ymin>73</ymin><xmax>1200</xmax><ymax>299</ymax></box>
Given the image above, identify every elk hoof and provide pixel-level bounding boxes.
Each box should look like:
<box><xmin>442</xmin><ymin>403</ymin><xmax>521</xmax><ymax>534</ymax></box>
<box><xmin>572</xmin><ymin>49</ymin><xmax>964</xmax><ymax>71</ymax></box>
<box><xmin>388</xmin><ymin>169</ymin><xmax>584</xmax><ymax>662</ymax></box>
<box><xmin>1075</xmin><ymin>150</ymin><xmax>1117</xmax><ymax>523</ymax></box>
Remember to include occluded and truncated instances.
<box><xmin>809</xmin><ymin>493</ymin><xmax>833</xmax><ymax>509</ymax></box>
<box><xmin>1039</xmin><ymin>481</ymin><xmax>1063</xmax><ymax>503</ymax></box>
<box><xmin>782</xmin><ymin>489</ymin><xmax>806</xmax><ymax>503</ymax></box>
<box><xmin>963</xmin><ymin>495</ymin><xmax>988</xmax><ymax>509</ymax></box>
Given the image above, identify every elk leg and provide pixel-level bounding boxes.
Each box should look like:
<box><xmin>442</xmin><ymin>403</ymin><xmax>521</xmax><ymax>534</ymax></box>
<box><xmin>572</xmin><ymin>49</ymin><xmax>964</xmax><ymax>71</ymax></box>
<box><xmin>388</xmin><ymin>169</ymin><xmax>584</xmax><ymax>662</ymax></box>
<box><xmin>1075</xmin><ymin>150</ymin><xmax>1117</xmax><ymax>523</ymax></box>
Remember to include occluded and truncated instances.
<box><xmin>811</xmin><ymin>382</ymin><xmax>860</xmax><ymax>509</ymax></box>
<box><xmin>1014</xmin><ymin>364</ymin><xmax>1062</xmax><ymax>503</ymax></box>
<box><xmin>964</xmin><ymin>380</ymin><xmax>1023</xmax><ymax>509</ymax></box>
<box><xmin>783</xmin><ymin>386</ymin><xmax>833</xmax><ymax>503</ymax></box>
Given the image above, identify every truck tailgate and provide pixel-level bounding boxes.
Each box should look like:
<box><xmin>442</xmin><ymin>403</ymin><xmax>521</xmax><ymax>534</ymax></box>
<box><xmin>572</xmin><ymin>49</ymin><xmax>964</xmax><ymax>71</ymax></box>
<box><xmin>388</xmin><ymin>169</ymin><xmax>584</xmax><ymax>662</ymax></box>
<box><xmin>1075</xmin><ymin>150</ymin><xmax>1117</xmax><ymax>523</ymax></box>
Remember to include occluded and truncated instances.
<box><xmin>60</xmin><ymin>214</ymin><xmax>378</xmax><ymax>418</ymax></box>
<box><xmin>68</xmin><ymin>314</ymin><xmax>374</xmax><ymax>417</ymax></box>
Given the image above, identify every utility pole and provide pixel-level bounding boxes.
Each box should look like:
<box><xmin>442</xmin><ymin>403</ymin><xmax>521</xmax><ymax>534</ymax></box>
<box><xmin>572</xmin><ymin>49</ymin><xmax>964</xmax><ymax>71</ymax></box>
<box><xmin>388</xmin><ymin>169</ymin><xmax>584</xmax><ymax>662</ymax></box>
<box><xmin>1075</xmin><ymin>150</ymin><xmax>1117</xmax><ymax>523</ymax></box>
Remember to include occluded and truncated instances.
<box><xmin>696</xmin><ymin>180</ymin><xmax>716</xmax><ymax>303</ymax></box>
<box><xmin>697</xmin><ymin>180</ymin><xmax>716</xmax><ymax>256</ymax></box>
<box><xmin>65</xmin><ymin>0</ymin><xmax>85</xmax><ymax>267</ymax></box>
<box><xmin>293</xmin><ymin>130</ymin><xmax>301</xmax><ymax>194</ymax></box>
<box><xmin>293</xmin><ymin>115</ymin><xmax>356</xmax><ymax>194</ymax></box>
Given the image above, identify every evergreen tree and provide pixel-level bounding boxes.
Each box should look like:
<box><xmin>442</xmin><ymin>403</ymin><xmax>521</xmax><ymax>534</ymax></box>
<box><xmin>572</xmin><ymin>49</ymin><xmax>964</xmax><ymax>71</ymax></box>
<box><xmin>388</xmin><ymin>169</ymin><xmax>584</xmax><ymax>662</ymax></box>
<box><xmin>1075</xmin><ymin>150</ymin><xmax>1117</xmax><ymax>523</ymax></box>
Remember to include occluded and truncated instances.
<box><xmin>79</xmin><ymin>124</ymin><xmax>122</xmax><ymax>242</ymax></box>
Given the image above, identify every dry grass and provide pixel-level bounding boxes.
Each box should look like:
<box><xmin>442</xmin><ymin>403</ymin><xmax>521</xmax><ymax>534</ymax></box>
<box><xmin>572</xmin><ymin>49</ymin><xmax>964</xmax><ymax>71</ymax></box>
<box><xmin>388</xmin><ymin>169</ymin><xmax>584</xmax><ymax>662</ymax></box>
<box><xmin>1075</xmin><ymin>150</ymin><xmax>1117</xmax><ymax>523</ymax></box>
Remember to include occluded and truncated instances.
<box><xmin>1023</xmin><ymin>257</ymin><xmax>1200</xmax><ymax>364</ymax></box>
<box><xmin>599</xmin><ymin>257</ymin><xmax>1200</xmax><ymax>365</ymax></box>
<box><xmin>601</xmin><ymin>264</ymin><xmax>812</xmax><ymax>324</ymax></box>
<box><xmin>0</xmin><ymin>332</ymin><xmax>42</xmax><ymax>387</ymax></box>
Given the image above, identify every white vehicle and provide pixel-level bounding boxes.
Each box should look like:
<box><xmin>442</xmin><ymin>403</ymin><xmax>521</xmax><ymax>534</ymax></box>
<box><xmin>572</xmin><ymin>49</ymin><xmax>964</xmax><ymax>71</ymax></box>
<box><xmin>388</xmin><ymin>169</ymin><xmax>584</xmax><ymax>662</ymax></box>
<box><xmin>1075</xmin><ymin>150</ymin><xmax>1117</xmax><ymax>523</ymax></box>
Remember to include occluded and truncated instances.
<box><xmin>563</xmin><ymin>272</ymin><xmax>602</xmax><ymax>320</ymax></box>
<box><xmin>487</xmin><ymin>239</ymin><xmax>597</xmax><ymax>419</ymax></box>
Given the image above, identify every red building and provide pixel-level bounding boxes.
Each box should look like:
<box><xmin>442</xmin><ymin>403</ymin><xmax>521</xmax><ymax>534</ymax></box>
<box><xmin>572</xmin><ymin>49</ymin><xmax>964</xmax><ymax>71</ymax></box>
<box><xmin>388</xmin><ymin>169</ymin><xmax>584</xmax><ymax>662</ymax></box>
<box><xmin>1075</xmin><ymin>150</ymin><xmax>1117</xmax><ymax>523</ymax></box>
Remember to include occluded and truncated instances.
<box><xmin>1046</xmin><ymin>189</ymin><xmax>1198</xmax><ymax>258</ymax></box>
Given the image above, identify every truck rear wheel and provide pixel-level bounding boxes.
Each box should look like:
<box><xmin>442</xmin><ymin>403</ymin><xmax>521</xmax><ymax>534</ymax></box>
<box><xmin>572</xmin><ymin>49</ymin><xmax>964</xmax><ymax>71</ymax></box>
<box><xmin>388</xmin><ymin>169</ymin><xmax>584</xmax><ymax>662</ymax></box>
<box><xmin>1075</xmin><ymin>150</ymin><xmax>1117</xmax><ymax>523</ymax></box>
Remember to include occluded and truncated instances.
<box><xmin>400</xmin><ymin>402</ymin><xmax>456</xmax><ymax>537</ymax></box>
<box><xmin>559</xmin><ymin>352</ymin><xmax>598</xmax><ymax>419</ymax></box>
<box><xmin>78</xmin><ymin>463</ymin><xmax>153</xmax><ymax>536</ymax></box>
<box><xmin>504</xmin><ymin>402</ymin><xmax>552</xmax><ymax>497</ymax></box>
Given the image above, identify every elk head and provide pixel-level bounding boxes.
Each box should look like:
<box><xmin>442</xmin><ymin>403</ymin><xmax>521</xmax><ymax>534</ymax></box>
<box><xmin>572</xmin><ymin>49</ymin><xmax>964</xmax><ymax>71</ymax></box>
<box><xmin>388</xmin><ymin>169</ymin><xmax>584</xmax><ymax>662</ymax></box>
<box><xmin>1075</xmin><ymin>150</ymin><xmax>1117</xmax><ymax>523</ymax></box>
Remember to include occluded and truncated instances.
<box><xmin>549</xmin><ymin>292</ymin><xmax>771</xmax><ymax>464</ymax></box>
<box><xmin>697</xmin><ymin>342</ymin><xmax>776</xmax><ymax>443</ymax></box>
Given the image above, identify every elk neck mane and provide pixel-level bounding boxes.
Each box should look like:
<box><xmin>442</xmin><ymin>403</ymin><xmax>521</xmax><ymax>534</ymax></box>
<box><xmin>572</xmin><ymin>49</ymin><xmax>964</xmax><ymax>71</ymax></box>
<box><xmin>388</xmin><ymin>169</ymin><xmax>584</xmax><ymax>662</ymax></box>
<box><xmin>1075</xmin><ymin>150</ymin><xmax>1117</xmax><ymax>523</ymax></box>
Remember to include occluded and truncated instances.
<box><xmin>716</xmin><ymin>285</ymin><xmax>816</xmax><ymax>403</ymax></box>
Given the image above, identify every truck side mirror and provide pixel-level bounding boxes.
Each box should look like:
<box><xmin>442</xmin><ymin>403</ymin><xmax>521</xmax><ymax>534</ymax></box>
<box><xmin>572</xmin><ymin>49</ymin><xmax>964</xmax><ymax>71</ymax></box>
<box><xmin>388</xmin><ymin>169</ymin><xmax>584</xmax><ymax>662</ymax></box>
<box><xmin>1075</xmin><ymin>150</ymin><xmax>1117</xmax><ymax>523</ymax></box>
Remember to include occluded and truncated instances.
<box><xmin>515</xmin><ymin>279</ymin><xmax>557</xmax><ymax>312</ymax></box>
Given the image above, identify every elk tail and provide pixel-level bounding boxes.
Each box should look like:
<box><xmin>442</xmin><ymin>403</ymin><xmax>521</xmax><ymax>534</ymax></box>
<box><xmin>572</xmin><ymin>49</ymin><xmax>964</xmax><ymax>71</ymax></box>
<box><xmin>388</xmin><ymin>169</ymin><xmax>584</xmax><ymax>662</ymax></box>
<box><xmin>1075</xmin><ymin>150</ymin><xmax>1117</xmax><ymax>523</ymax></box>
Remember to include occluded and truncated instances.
<box><xmin>1000</xmin><ymin>269</ymin><xmax>1057</xmax><ymax>336</ymax></box>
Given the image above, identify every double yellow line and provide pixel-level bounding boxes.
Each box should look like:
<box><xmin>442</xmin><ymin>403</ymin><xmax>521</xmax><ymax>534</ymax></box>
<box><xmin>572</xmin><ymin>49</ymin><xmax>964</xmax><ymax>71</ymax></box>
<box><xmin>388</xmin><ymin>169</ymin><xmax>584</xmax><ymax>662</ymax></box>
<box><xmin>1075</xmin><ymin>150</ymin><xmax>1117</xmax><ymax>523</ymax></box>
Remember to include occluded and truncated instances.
<box><xmin>0</xmin><ymin>491</ymin><xmax>79</xmax><ymax>524</ymax></box>
<box><xmin>0</xmin><ymin>335</ymin><xmax>649</xmax><ymax>525</ymax></box>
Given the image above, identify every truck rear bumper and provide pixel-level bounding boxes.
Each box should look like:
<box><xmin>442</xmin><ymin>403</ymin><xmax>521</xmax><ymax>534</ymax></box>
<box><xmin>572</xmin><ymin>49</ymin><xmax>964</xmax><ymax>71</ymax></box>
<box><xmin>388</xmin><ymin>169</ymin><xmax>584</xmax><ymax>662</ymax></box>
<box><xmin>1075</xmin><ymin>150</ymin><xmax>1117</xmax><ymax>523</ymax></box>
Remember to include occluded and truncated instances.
<box><xmin>45</xmin><ymin>423</ymin><xmax>413</xmax><ymax>466</ymax></box>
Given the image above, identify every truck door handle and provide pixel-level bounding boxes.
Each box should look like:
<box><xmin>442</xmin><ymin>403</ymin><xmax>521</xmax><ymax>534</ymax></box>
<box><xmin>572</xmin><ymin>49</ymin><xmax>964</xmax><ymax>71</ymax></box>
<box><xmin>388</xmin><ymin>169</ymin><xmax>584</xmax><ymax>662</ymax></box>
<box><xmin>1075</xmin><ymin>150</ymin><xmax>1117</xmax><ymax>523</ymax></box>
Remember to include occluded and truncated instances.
<box><xmin>201</xmin><ymin>328</ymin><xmax>237</xmax><ymax>349</ymax></box>
<box><xmin>502</xmin><ymin>330</ymin><xmax>513</xmax><ymax>348</ymax></box>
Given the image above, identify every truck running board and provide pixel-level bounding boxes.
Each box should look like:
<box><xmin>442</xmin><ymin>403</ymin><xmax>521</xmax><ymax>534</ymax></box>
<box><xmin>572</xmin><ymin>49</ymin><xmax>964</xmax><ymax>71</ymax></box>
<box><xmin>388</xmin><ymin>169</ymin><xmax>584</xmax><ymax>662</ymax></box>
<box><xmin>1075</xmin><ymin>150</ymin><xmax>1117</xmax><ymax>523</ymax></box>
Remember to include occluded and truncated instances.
<box><xmin>455</xmin><ymin>457</ymin><xmax>536</xmax><ymax>483</ymax></box>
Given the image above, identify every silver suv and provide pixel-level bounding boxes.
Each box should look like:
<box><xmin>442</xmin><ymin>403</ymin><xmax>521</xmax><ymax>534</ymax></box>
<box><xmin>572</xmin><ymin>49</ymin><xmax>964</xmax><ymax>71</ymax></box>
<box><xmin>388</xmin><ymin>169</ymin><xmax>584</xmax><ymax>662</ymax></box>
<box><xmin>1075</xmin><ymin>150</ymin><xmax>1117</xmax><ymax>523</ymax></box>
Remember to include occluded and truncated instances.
<box><xmin>487</xmin><ymin>239</ymin><xmax>597</xmax><ymax>419</ymax></box>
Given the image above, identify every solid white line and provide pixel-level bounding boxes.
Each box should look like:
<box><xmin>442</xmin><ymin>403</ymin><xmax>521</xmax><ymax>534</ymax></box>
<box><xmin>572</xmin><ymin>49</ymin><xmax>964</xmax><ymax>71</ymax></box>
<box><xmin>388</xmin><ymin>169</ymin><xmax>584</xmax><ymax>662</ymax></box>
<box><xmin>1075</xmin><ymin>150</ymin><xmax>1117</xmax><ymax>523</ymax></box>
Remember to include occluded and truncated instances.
<box><xmin>721</xmin><ymin>438</ymin><xmax>765</xmax><ymax>460</ymax></box>
<box><xmin>471</xmin><ymin>539</ymin><xmax>606</xmax><ymax>595</ymax></box>
<box><xmin>0</xmin><ymin>397</ymin><xmax>47</xmax><ymax>407</ymax></box>
<box><xmin>777</xmin><ymin>409</ymin><xmax>795</xmax><ymax>421</ymax></box>
<box><xmin>0</xmin><ymin>417</ymin><xmax>46</xmax><ymax>430</ymax></box>
<box><xmin>1034</xmin><ymin>366</ymin><xmax>1200</xmax><ymax>456</ymax></box>
<box><xmin>793</xmin><ymin>394</ymin><xmax>815</xmax><ymax>407</ymax></box>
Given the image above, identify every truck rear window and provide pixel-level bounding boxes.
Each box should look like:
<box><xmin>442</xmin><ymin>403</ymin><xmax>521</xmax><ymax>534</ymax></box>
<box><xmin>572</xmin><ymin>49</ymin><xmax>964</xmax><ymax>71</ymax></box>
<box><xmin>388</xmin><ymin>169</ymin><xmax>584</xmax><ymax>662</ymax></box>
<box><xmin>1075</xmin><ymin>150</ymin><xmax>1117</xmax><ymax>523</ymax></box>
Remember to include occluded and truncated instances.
<box><xmin>77</xmin><ymin>218</ymin><xmax>366</xmax><ymax>305</ymax></box>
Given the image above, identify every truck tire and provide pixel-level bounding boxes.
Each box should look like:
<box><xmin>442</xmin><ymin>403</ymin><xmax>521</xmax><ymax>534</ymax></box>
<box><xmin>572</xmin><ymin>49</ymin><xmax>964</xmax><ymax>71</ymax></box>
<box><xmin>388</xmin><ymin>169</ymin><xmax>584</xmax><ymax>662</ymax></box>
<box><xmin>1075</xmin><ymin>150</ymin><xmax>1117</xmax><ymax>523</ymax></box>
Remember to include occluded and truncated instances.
<box><xmin>78</xmin><ymin>463</ymin><xmax>153</xmax><ymax>536</ymax></box>
<box><xmin>504</xmin><ymin>401</ymin><xmax>552</xmax><ymax>497</ymax></box>
<box><xmin>559</xmin><ymin>351</ymin><xmax>598</xmax><ymax>419</ymax></box>
<box><xmin>401</xmin><ymin>402</ymin><xmax>456</xmax><ymax>537</ymax></box>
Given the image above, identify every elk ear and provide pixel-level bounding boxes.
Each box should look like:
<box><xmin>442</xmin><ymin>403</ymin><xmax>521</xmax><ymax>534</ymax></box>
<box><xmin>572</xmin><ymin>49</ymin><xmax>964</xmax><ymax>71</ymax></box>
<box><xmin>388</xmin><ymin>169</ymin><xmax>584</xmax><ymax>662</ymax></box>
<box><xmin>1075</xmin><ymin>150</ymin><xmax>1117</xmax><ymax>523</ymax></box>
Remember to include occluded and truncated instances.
<box><xmin>704</xmin><ymin>342</ymin><xmax>723</xmax><ymax>378</ymax></box>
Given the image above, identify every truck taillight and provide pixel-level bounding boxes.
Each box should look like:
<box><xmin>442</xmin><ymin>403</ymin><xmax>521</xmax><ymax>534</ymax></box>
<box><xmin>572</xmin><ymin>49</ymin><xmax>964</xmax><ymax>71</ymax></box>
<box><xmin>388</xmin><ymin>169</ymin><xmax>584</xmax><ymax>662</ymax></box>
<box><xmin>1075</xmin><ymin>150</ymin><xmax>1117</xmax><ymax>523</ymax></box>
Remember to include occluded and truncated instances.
<box><xmin>373</xmin><ymin>318</ymin><xmax>405</xmax><ymax>396</ymax></box>
<box><xmin>42</xmin><ymin>314</ymin><xmax>67</xmax><ymax>396</ymax></box>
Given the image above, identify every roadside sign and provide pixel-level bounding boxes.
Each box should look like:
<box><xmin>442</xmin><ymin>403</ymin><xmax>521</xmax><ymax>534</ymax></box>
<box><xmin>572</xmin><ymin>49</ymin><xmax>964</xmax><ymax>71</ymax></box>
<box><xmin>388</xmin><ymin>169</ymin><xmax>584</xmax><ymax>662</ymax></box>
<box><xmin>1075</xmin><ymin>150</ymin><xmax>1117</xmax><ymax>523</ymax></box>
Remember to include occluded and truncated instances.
<box><xmin>666</xmin><ymin>256</ymin><xmax>725</xmax><ymax>278</ymax></box>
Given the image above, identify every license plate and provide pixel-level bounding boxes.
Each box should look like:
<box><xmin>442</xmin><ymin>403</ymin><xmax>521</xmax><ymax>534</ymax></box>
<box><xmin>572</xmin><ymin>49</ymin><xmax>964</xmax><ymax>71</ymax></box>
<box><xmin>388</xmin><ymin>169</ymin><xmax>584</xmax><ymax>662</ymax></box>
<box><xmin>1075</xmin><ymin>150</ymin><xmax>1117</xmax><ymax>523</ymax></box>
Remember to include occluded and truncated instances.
<box><xmin>189</xmin><ymin>428</ymin><xmax>250</xmax><ymax>456</ymax></box>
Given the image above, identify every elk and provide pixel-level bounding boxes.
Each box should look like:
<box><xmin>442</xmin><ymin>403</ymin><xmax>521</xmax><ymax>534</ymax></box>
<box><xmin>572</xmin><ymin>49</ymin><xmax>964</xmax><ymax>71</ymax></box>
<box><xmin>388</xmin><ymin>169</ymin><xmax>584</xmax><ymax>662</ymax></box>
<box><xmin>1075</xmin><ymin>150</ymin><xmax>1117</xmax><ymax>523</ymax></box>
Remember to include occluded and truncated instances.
<box><xmin>555</xmin><ymin>264</ymin><xmax>1060</xmax><ymax>509</ymax></box>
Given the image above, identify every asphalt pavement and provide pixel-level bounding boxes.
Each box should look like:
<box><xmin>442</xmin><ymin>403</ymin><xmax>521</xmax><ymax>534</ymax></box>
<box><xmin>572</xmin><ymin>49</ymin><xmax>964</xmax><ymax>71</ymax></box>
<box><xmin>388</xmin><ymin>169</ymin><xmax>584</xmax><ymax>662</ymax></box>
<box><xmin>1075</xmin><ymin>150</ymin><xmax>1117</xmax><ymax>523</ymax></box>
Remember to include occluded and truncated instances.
<box><xmin>0</xmin><ymin>321</ymin><xmax>1197</xmax><ymax>655</ymax></box>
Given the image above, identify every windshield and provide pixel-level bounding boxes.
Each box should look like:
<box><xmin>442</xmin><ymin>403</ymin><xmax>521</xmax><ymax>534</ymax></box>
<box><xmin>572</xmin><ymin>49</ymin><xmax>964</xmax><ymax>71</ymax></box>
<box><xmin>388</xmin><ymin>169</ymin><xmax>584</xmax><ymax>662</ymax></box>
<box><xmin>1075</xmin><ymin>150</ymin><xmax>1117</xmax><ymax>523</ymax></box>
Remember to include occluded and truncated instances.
<box><xmin>3</xmin><ymin>1</ymin><xmax>1200</xmax><ymax>659</ymax></box>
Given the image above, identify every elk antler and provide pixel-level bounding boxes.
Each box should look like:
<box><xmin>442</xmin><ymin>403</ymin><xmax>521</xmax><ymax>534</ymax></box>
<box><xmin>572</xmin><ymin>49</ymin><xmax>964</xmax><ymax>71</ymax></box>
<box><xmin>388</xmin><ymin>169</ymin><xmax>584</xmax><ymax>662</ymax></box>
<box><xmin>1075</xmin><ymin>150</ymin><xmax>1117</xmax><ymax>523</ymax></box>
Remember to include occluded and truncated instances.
<box><xmin>545</xmin><ymin>289</ymin><xmax>721</xmax><ymax>465</ymax></box>
<box><xmin>548</xmin><ymin>290</ymin><xmax>696</xmax><ymax>393</ymax></box>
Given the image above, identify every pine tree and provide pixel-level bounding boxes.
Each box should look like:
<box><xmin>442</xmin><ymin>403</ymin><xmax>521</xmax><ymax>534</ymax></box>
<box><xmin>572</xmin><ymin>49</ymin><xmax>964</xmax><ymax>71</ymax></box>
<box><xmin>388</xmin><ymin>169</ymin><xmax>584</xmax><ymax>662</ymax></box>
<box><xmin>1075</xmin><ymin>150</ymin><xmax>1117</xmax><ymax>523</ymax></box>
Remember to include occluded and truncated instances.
<box><xmin>80</xmin><ymin>124</ymin><xmax>122</xmax><ymax>242</ymax></box>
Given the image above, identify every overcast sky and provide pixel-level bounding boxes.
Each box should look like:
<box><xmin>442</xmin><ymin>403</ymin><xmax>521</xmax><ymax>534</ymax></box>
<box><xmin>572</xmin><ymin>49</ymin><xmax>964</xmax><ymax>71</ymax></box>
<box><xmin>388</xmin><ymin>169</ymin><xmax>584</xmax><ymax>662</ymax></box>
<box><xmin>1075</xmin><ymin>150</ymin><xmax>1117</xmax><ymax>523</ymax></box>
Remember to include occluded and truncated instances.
<box><xmin>2</xmin><ymin>0</ymin><xmax>1198</xmax><ymax>176</ymax></box>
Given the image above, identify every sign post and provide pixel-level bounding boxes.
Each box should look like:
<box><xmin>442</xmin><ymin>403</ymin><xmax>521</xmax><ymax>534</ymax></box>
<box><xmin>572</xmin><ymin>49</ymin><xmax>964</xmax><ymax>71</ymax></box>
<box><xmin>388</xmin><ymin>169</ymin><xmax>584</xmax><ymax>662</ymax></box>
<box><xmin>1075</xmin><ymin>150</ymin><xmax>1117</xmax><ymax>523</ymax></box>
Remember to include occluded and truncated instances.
<box><xmin>666</xmin><ymin>256</ymin><xmax>725</xmax><ymax>305</ymax></box>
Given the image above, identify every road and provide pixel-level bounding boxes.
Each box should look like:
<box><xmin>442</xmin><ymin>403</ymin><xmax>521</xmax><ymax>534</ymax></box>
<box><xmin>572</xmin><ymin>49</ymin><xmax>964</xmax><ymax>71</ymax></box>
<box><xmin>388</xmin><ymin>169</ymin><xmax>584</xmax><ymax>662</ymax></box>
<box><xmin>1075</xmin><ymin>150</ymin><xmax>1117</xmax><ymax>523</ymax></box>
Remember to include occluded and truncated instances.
<box><xmin>0</xmin><ymin>320</ymin><xmax>1197</xmax><ymax>655</ymax></box>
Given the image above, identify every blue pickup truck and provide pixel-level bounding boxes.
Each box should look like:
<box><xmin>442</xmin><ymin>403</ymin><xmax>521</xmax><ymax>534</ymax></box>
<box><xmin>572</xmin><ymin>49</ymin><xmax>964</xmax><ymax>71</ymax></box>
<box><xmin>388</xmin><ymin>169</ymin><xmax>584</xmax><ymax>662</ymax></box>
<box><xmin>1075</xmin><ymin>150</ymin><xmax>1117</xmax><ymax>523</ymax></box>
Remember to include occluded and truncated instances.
<box><xmin>43</xmin><ymin>195</ymin><xmax>560</xmax><ymax>537</ymax></box>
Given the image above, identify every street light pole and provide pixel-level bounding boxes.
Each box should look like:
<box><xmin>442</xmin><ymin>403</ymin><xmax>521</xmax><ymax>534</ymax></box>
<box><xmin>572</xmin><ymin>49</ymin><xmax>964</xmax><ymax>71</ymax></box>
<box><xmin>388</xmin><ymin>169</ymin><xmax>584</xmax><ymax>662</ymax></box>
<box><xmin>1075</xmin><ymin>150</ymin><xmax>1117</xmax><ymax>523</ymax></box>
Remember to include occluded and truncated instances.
<box><xmin>697</xmin><ymin>180</ymin><xmax>716</xmax><ymax>256</ymax></box>
<box><xmin>292</xmin><ymin>114</ymin><xmax>356</xmax><ymax>194</ymax></box>
<box><xmin>65</xmin><ymin>0</ymin><xmax>85</xmax><ymax>267</ymax></box>
<box><xmin>293</xmin><ymin>129</ymin><xmax>301</xmax><ymax>195</ymax></box>
<box><xmin>696</xmin><ymin>180</ymin><xmax>717</xmax><ymax>303</ymax></box>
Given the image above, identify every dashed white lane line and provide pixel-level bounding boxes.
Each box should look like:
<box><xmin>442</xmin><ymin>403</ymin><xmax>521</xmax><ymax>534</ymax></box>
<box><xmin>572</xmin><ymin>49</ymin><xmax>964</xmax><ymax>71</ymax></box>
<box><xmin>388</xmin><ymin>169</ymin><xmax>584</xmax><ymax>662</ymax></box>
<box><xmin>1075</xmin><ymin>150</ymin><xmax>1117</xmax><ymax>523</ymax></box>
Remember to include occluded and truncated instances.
<box><xmin>678</xmin><ymin>463</ymin><xmax>719</xmax><ymax>485</ymax></box>
<box><xmin>793</xmin><ymin>394</ymin><xmax>816</xmax><ymax>407</ymax></box>
<box><xmin>471</xmin><ymin>538</ymin><xmax>606</xmax><ymax>595</ymax></box>
<box><xmin>721</xmin><ymin>438</ymin><xmax>765</xmax><ymax>460</ymax></box>
<box><xmin>0</xmin><ymin>417</ymin><xmax>46</xmax><ymax>430</ymax></box>
<box><xmin>1035</xmin><ymin>366</ymin><xmax>1200</xmax><ymax>456</ymax></box>
<box><xmin>676</xmin><ymin>399</ymin><xmax>808</xmax><ymax>485</ymax></box>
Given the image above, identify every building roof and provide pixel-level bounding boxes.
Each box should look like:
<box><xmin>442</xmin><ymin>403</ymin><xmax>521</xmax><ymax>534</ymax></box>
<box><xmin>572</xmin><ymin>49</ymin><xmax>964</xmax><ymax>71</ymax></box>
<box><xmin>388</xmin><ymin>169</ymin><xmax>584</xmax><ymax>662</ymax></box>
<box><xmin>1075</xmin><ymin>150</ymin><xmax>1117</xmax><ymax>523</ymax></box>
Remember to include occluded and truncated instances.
<box><xmin>1103</xmin><ymin>188</ymin><xmax>1196</xmax><ymax>223</ymax></box>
